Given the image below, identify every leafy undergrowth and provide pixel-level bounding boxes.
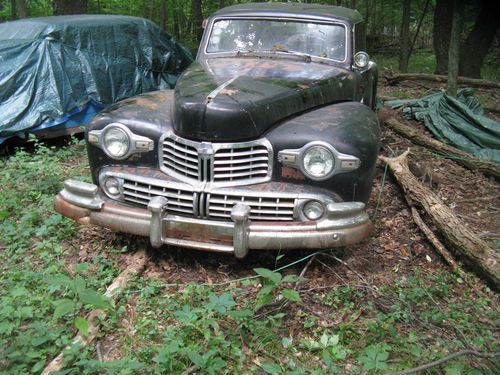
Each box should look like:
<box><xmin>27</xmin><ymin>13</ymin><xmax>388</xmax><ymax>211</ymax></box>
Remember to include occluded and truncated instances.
<box><xmin>0</xmin><ymin>140</ymin><xmax>498</xmax><ymax>374</ymax></box>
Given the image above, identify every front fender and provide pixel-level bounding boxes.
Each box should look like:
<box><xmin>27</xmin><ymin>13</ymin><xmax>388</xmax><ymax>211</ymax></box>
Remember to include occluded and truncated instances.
<box><xmin>85</xmin><ymin>90</ymin><xmax>175</xmax><ymax>183</ymax></box>
<box><xmin>266</xmin><ymin>101</ymin><xmax>380</xmax><ymax>203</ymax></box>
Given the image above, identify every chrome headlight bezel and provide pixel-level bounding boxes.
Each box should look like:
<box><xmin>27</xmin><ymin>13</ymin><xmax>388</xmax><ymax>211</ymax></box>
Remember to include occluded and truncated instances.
<box><xmin>88</xmin><ymin>123</ymin><xmax>154</xmax><ymax>160</ymax></box>
<box><xmin>300</xmin><ymin>142</ymin><xmax>336</xmax><ymax>180</ymax></box>
<box><xmin>278</xmin><ymin>141</ymin><xmax>361</xmax><ymax>181</ymax></box>
<box><xmin>354</xmin><ymin>51</ymin><xmax>370</xmax><ymax>69</ymax></box>
<box><xmin>101</xmin><ymin>124</ymin><xmax>131</xmax><ymax>159</ymax></box>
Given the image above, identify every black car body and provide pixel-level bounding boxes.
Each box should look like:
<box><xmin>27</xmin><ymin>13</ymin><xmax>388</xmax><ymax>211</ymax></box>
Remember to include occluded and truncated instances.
<box><xmin>55</xmin><ymin>3</ymin><xmax>380</xmax><ymax>258</ymax></box>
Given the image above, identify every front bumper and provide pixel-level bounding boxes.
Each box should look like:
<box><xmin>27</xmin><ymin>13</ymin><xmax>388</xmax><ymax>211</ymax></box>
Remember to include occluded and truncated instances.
<box><xmin>54</xmin><ymin>179</ymin><xmax>373</xmax><ymax>258</ymax></box>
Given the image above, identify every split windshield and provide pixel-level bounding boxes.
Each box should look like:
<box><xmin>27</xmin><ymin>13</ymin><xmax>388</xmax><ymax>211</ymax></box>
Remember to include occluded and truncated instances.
<box><xmin>207</xmin><ymin>18</ymin><xmax>346</xmax><ymax>61</ymax></box>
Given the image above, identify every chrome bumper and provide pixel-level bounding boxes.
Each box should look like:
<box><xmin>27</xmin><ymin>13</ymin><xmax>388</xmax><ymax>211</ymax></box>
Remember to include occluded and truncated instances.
<box><xmin>55</xmin><ymin>179</ymin><xmax>373</xmax><ymax>258</ymax></box>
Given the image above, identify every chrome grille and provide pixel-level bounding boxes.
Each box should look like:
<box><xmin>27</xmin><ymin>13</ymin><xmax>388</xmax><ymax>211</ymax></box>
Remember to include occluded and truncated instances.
<box><xmin>160</xmin><ymin>134</ymin><xmax>272</xmax><ymax>186</ymax></box>
<box><xmin>122</xmin><ymin>179</ymin><xmax>196</xmax><ymax>216</ymax></box>
<box><xmin>207</xmin><ymin>193</ymin><xmax>295</xmax><ymax>221</ymax></box>
<box><xmin>213</xmin><ymin>145</ymin><xmax>270</xmax><ymax>182</ymax></box>
<box><xmin>162</xmin><ymin>137</ymin><xmax>200</xmax><ymax>179</ymax></box>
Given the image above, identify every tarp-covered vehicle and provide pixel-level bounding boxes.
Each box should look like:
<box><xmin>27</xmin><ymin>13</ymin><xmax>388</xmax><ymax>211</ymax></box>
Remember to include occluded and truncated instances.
<box><xmin>0</xmin><ymin>15</ymin><xmax>193</xmax><ymax>144</ymax></box>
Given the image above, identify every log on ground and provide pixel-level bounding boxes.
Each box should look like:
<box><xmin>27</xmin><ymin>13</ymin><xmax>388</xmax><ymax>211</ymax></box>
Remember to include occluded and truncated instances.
<box><xmin>385</xmin><ymin>73</ymin><xmax>500</xmax><ymax>89</ymax></box>
<box><xmin>379</xmin><ymin>150</ymin><xmax>499</xmax><ymax>289</ymax></box>
<box><xmin>378</xmin><ymin>108</ymin><xmax>500</xmax><ymax>180</ymax></box>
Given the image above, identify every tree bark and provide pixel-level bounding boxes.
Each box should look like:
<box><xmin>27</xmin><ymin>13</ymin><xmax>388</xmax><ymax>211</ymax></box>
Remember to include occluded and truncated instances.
<box><xmin>17</xmin><ymin>0</ymin><xmax>28</xmax><ymax>18</ymax></box>
<box><xmin>172</xmin><ymin>0</ymin><xmax>180</xmax><ymax>38</ymax></box>
<box><xmin>149</xmin><ymin>0</ymin><xmax>155</xmax><ymax>20</ymax></box>
<box><xmin>191</xmin><ymin>0</ymin><xmax>203</xmax><ymax>42</ymax></box>
<box><xmin>447</xmin><ymin>0</ymin><xmax>462</xmax><ymax>97</ymax></box>
<box><xmin>459</xmin><ymin>1</ymin><xmax>500</xmax><ymax>78</ymax></box>
<box><xmin>432</xmin><ymin>0</ymin><xmax>454</xmax><ymax>75</ymax></box>
<box><xmin>53</xmin><ymin>0</ymin><xmax>88</xmax><ymax>15</ymax></box>
<box><xmin>385</xmin><ymin>73</ymin><xmax>500</xmax><ymax>89</ymax></box>
<box><xmin>378</xmin><ymin>108</ymin><xmax>500</xmax><ymax>180</ymax></box>
<box><xmin>398</xmin><ymin>0</ymin><xmax>411</xmax><ymax>73</ymax></box>
<box><xmin>379</xmin><ymin>150</ymin><xmax>499</xmax><ymax>289</ymax></box>
<box><xmin>160</xmin><ymin>0</ymin><xmax>167</xmax><ymax>30</ymax></box>
<box><xmin>10</xmin><ymin>0</ymin><xmax>18</xmax><ymax>20</ymax></box>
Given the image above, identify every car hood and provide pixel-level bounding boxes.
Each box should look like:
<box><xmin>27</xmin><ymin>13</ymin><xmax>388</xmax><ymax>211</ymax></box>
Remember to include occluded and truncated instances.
<box><xmin>173</xmin><ymin>57</ymin><xmax>359</xmax><ymax>141</ymax></box>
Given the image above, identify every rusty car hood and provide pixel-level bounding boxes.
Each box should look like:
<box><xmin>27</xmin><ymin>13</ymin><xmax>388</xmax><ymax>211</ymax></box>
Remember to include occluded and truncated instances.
<box><xmin>173</xmin><ymin>57</ymin><xmax>359</xmax><ymax>141</ymax></box>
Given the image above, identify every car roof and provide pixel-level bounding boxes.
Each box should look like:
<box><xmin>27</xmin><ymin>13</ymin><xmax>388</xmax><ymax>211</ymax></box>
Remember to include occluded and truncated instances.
<box><xmin>211</xmin><ymin>2</ymin><xmax>363</xmax><ymax>24</ymax></box>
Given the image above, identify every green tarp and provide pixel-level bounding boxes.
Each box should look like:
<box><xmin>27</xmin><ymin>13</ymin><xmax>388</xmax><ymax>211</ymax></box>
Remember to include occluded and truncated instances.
<box><xmin>387</xmin><ymin>88</ymin><xmax>500</xmax><ymax>163</ymax></box>
<box><xmin>0</xmin><ymin>15</ymin><xmax>193</xmax><ymax>139</ymax></box>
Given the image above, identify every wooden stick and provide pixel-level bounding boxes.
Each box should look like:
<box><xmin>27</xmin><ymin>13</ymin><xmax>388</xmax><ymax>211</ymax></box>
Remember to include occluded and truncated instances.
<box><xmin>378</xmin><ymin>108</ymin><xmax>500</xmax><ymax>180</ymax></box>
<box><xmin>42</xmin><ymin>249</ymin><xmax>148</xmax><ymax>375</ymax></box>
<box><xmin>380</xmin><ymin>150</ymin><xmax>499</xmax><ymax>289</ymax></box>
<box><xmin>411</xmin><ymin>207</ymin><xmax>465</xmax><ymax>278</ymax></box>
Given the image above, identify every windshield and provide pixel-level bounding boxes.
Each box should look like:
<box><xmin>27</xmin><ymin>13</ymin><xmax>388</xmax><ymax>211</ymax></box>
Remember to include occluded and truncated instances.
<box><xmin>206</xmin><ymin>19</ymin><xmax>346</xmax><ymax>61</ymax></box>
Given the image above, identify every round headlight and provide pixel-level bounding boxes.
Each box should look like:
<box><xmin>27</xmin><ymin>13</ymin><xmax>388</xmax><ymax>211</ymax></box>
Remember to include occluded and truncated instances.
<box><xmin>104</xmin><ymin>176</ymin><xmax>121</xmax><ymax>197</ymax></box>
<box><xmin>302</xmin><ymin>145</ymin><xmax>335</xmax><ymax>179</ymax></box>
<box><xmin>354</xmin><ymin>52</ymin><xmax>369</xmax><ymax>68</ymax></box>
<box><xmin>303</xmin><ymin>200</ymin><xmax>324</xmax><ymax>221</ymax></box>
<box><xmin>102</xmin><ymin>126</ymin><xmax>130</xmax><ymax>159</ymax></box>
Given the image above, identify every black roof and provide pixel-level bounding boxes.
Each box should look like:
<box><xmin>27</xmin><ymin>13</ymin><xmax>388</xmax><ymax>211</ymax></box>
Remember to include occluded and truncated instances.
<box><xmin>212</xmin><ymin>2</ymin><xmax>363</xmax><ymax>24</ymax></box>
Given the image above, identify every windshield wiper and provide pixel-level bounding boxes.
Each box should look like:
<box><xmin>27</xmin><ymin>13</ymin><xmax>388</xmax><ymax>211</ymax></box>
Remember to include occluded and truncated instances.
<box><xmin>236</xmin><ymin>49</ymin><xmax>312</xmax><ymax>62</ymax></box>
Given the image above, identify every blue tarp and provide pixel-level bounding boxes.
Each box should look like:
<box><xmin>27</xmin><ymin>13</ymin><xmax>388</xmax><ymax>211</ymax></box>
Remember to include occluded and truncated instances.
<box><xmin>0</xmin><ymin>15</ymin><xmax>193</xmax><ymax>143</ymax></box>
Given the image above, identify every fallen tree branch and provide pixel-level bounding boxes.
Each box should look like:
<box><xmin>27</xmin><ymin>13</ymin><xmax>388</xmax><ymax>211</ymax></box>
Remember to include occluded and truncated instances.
<box><xmin>379</xmin><ymin>150</ymin><xmax>499</xmax><ymax>289</ymax></box>
<box><xmin>378</xmin><ymin>108</ymin><xmax>500</xmax><ymax>180</ymax></box>
<box><xmin>410</xmin><ymin>207</ymin><xmax>465</xmax><ymax>276</ymax></box>
<box><xmin>42</xmin><ymin>249</ymin><xmax>149</xmax><ymax>375</ymax></box>
<box><xmin>394</xmin><ymin>350</ymin><xmax>500</xmax><ymax>375</ymax></box>
<box><xmin>386</xmin><ymin>73</ymin><xmax>500</xmax><ymax>89</ymax></box>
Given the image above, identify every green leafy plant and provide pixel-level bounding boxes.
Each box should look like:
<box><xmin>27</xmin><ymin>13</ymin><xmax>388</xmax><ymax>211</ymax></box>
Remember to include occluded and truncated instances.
<box><xmin>253</xmin><ymin>268</ymin><xmax>303</xmax><ymax>309</ymax></box>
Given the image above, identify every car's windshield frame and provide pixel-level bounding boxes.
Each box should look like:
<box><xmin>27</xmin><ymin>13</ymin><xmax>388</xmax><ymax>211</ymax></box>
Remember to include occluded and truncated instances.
<box><xmin>201</xmin><ymin>16</ymin><xmax>351</xmax><ymax>65</ymax></box>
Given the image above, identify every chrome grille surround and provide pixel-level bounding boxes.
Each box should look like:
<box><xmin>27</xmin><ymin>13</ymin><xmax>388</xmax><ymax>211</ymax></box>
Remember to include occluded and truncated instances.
<box><xmin>99</xmin><ymin>170</ymin><xmax>338</xmax><ymax>222</ymax></box>
<box><xmin>159</xmin><ymin>132</ymin><xmax>273</xmax><ymax>187</ymax></box>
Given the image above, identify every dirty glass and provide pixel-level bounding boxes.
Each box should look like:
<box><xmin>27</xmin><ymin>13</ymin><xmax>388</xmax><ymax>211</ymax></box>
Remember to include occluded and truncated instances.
<box><xmin>207</xmin><ymin>19</ymin><xmax>346</xmax><ymax>61</ymax></box>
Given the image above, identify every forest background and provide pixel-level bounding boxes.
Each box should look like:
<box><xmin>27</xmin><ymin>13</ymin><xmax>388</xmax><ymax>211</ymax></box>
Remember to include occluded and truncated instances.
<box><xmin>0</xmin><ymin>0</ymin><xmax>498</xmax><ymax>81</ymax></box>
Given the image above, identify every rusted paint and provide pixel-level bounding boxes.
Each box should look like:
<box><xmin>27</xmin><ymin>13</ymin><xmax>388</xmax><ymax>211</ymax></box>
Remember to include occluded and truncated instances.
<box><xmin>281</xmin><ymin>166</ymin><xmax>306</xmax><ymax>180</ymax></box>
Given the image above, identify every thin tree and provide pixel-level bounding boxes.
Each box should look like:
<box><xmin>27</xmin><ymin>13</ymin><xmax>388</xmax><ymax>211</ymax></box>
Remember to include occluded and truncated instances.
<box><xmin>398</xmin><ymin>0</ymin><xmax>411</xmax><ymax>73</ymax></box>
<box><xmin>18</xmin><ymin>0</ymin><xmax>28</xmax><ymax>18</ymax></box>
<box><xmin>447</xmin><ymin>0</ymin><xmax>463</xmax><ymax>97</ymax></box>
<box><xmin>10</xmin><ymin>0</ymin><xmax>18</xmax><ymax>20</ymax></box>
<box><xmin>160</xmin><ymin>0</ymin><xmax>167</xmax><ymax>30</ymax></box>
<box><xmin>192</xmin><ymin>0</ymin><xmax>203</xmax><ymax>42</ymax></box>
<box><xmin>433</xmin><ymin>0</ymin><xmax>454</xmax><ymax>75</ymax></box>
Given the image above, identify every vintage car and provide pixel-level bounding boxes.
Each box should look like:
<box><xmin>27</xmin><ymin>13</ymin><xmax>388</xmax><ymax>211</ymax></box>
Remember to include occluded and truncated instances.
<box><xmin>54</xmin><ymin>2</ymin><xmax>380</xmax><ymax>258</ymax></box>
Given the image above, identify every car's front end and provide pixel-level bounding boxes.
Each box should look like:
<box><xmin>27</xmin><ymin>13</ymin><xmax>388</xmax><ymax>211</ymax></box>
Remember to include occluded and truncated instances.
<box><xmin>54</xmin><ymin>3</ymin><xmax>380</xmax><ymax>258</ymax></box>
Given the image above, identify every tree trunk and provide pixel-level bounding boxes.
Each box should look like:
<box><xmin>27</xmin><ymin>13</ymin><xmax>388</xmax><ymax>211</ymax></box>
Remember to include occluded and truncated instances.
<box><xmin>219</xmin><ymin>0</ymin><xmax>224</xmax><ymax>9</ymax></box>
<box><xmin>160</xmin><ymin>0</ymin><xmax>167</xmax><ymax>30</ymax></box>
<box><xmin>172</xmin><ymin>0</ymin><xmax>180</xmax><ymax>38</ymax></box>
<box><xmin>10</xmin><ymin>0</ymin><xmax>18</xmax><ymax>20</ymax></box>
<box><xmin>191</xmin><ymin>0</ymin><xmax>203</xmax><ymax>42</ymax></box>
<box><xmin>18</xmin><ymin>0</ymin><xmax>28</xmax><ymax>18</ymax></box>
<box><xmin>398</xmin><ymin>0</ymin><xmax>411</xmax><ymax>73</ymax></box>
<box><xmin>378</xmin><ymin>108</ymin><xmax>500</xmax><ymax>180</ymax></box>
<box><xmin>53</xmin><ymin>0</ymin><xmax>88</xmax><ymax>15</ymax></box>
<box><xmin>447</xmin><ymin>0</ymin><xmax>463</xmax><ymax>97</ymax></box>
<box><xmin>380</xmin><ymin>150</ymin><xmax>499</xmax><ymax>289</ymax></box>
<box><xmin>149</xmin><ymin>0</ymin><xmax>155</xmax><ymax>21</ymax></box>
<box><xmin>432</xmin><ymin>0</ymin><xmax>454</xmax><ymax>75</ymax></box>
<box><xmin>459</xmin><ymin>1</ymin><xmax>500</xmax><ymax>78</ymax></box>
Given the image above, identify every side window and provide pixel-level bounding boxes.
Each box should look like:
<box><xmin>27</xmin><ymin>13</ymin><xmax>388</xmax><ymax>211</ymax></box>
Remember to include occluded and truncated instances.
<box><xmin>354</xmin><ymin>23</ymin><xmax>366</xmax><ymax>53</ymax></box>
